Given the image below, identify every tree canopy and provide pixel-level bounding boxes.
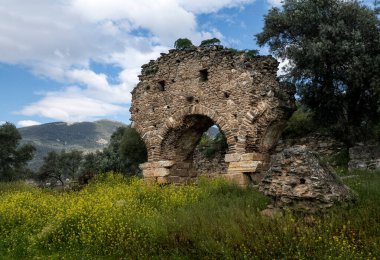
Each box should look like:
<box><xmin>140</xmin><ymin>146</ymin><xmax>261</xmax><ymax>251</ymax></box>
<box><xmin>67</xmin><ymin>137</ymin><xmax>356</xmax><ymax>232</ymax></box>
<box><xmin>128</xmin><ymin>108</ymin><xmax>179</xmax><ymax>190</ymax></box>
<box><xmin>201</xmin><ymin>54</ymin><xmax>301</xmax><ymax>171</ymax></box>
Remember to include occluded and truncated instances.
<box><xmin>174</xmin><ymin>38</ymin><xmax>194</xmax><ymax>50</ymax></box>
<box><xmin>256</xmin><ymin>0</ymin><xmax>380</xmax><ymax>143</ymax></box>
<box><xmin>200</xmin><ymin>38</ymin><xmax>221</xmax><ymax>46</ymax></box>
<box><xmin>0</xmin><ymin>122</ymin><xmax>35</xmax><ymax>181</ymax></box>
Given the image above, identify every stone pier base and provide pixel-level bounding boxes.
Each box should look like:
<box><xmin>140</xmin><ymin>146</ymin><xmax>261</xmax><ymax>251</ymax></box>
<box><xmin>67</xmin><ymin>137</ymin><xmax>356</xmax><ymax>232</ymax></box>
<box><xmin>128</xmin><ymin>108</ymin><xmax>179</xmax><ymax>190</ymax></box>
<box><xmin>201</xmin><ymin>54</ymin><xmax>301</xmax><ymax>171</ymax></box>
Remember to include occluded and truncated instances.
<box><xmin>224</xmin><ymin>152</ymin><xmax>270</xmax><ymax>186</ymax></box>
<box><xmin>141</xmin><ymin>152</ymin><xmax>270</xmax><ymax>186</ymax></box>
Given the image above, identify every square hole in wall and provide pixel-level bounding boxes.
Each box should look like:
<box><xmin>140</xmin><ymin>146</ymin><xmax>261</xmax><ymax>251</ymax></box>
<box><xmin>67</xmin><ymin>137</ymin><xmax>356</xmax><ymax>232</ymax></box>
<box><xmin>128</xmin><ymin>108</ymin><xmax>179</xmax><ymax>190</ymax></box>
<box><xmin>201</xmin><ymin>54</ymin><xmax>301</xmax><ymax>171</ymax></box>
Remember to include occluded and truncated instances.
<box><xmin>199</xmin><ymin>69</ymin><xmax>208</xmax><ymax>82</ymax></box>
<box><xmin>158</xmin><ymin>80</ymin><xmax>166</xmax><ymax>91</ymax></box>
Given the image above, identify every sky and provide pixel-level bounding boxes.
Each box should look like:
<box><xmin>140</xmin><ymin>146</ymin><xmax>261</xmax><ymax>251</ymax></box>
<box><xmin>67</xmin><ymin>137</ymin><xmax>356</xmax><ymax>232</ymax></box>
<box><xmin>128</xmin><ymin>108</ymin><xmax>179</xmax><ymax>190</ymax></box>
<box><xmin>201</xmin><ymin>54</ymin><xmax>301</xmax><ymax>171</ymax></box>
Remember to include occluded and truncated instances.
<box><xmin>0</xmin><ymin>0</ymin><xmax>374</xmax><ymax>128</ymax></box>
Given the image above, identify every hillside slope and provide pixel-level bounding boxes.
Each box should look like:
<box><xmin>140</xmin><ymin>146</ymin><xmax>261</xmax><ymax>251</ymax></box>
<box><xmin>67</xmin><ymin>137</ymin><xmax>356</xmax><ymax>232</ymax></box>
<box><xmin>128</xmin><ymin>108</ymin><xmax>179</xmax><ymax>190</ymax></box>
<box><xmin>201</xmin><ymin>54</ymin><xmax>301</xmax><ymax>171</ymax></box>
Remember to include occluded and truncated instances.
<box><xmin>19</xmin><ymin>120</ymin><xmax>126</xmax><ymax>170</ymax></box>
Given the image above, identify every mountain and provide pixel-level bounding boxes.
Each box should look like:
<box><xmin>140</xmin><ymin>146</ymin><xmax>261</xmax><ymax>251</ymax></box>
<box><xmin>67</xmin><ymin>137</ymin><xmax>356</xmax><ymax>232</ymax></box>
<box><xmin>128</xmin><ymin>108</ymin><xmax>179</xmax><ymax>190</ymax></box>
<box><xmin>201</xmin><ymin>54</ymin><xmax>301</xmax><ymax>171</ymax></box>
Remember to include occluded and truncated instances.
<box><xmin>206</xmin><ymin>126</ymin><xmax>220</xmax><ymax>138</ymax></box>
<box><xmin>19</xmin><ymin>119</ymin><xmax>126</xmax><ymax>170</ymax></box>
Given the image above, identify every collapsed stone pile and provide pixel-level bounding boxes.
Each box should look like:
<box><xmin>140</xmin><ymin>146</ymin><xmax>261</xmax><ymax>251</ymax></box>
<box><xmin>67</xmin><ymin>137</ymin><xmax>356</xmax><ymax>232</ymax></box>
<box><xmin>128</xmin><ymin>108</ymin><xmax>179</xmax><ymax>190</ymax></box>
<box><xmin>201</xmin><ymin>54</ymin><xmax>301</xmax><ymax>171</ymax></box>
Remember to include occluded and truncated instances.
<box><xmin>259</xmin><ymin>146</ymin><xmax>356</xmax><ymax>212</ymax></box>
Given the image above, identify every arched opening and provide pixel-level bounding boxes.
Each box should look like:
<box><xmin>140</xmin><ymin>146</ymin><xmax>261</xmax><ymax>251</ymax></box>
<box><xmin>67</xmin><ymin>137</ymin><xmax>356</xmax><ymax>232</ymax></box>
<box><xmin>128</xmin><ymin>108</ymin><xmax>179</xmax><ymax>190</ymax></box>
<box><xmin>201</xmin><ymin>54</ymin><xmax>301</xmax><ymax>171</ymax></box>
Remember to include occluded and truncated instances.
<box><xmin>193</xmin><ymin>126</ymin><xmax>228</xmax><ymax>175</ymax></box>
<box><xmin>160</xmin><ymin>114</ymin><xmax>229</xmax><ymax>177</ymax></box>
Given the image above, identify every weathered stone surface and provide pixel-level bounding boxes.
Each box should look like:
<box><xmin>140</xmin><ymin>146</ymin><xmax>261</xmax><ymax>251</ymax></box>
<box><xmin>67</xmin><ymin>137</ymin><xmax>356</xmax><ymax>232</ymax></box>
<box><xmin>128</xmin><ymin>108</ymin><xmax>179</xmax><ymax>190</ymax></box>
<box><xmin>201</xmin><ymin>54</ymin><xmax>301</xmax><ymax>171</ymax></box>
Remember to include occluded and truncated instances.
<box><xmin>224</xmin><ymin>153</ymin><xmax>241</xmax><ymax>162</ymax></box>
<box><xmin>156</xmin><ymin>160</ymin><xmax>175</xmax><ymax>168</ymax></box>
<box><xmin>259</xmin><ymin>146</ymin><xmax>356</xmax><ymax>212</ymax></box>
<box><xmin>228</xmin><ymin>161</ymin><xmax>261</xmax><ymax>173</ymax></box>
<box><xmin>223</xmin><ymin>173</ymin><xmax>251</xmax><ymax>187</ymax></box>
<box><xmin>131</xmin><ymin>46</ymin><xmax>295</xmax><ymax>184</ymax></box>
<box><xmin>193</xmin><ymin>148</ymin><xmax>227</xmax><ymax>175</ymax></box>
<box><xmin>275</xmin><ymin>133</ymin><xmax>346</xmax><ymax>166</ymax></box>
<box><xmin>241</xmin><ymin>153</ymin><xmax>270</xmax><ymax>161</ymax></box>
<box><xmin>348</xmin><ymin>144</ymin><xmax>380</xmax><ymax>171</ymax></box>
<box><xmin>142</xmin><ymin>168</ymin><xmax>171</xmax><ymax>178</ymax></box>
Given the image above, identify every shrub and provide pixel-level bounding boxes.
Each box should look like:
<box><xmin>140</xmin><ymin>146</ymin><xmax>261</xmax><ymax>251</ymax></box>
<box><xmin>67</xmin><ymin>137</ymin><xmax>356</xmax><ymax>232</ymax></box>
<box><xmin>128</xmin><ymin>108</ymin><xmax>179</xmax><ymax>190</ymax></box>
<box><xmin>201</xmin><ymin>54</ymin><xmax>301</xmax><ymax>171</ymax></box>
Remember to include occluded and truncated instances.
<box><xmin>174</xmin><ymin>38</ymin><xmax>193</xmax><ymax>50</ymax></box>
<box><xmin>200</xmin><ymin>38</ymin><xmax>221</xmax><ymax>46</ymax></box>
<box><xmin>283</xmin><ymin>106</ymin><xmax>315</xmax><ymax>138</ymax></box>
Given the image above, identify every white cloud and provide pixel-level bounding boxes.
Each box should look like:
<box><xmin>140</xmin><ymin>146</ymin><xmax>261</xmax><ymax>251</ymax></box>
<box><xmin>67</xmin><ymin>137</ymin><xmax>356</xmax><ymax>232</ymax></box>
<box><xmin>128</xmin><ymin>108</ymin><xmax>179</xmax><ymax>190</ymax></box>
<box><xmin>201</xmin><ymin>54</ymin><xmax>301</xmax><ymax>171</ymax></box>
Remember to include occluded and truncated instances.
<box><xmin>0</xmin><ymin>121</ymin><xmax>5</xmax><ymax>125</ymax></box>
<box><xmin>267</xmin><ymin>0</ymin><xmax>283</xmax><ymax>7</ymax></box>
<box><xmin>178</xmin><ymin>0</ymin><xmax>255</xmax><ymax>13</ymax></box>
<box><xmin>19</xmin><ymin>90</ymin><xmax>128</xmax><ymax>123</ymax></box>
<box><xmin>1</xmin><ymin>0</ymin><xmax>253</xmax><ymax>122</ymax></box>
<box><xmin>17</xmin><ymin>120</ymin><xmax>41</xmax><ymax>128</ymax></box>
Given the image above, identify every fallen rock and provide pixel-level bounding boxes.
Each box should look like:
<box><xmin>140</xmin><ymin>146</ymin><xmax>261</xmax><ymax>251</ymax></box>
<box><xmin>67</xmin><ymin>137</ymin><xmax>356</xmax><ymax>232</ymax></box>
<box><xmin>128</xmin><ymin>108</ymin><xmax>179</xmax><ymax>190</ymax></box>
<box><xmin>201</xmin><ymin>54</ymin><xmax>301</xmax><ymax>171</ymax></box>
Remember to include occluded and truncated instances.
<box><xmin>259</xmin><ymin>146</ymin><xmax>356</xmax><ymax>213</ymax></box>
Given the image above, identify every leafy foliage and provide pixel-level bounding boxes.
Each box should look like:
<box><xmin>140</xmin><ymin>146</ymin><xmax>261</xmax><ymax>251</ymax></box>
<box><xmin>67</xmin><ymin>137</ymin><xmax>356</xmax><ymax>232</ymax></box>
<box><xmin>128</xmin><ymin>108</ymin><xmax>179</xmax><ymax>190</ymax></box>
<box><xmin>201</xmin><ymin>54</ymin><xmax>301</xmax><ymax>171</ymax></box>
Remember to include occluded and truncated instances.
<box><xmin>244</xmin><ymin>49</ymin><xmax>259</xmax><ymax>58</ymax></box>
<box><xmin>38</xmin><ymin>151</ymin><xmax>66</xmax><ymax>186</ymax></box>
<box><xmin>174</xmin><ymin>38</ymin><xmax>194</xmax><ymax>49</ymax></box>
<box><xmin>256</xmin><ymin>0</ymin><xmax>380</xmax><ymax>143</ymax></box>
<box><xmin>79</xmin><ymin>126</ymin><xmax>147</xmax><ymax>177</ymax></box>
<box><xmin>119</xmin><ymin>127</ymin><xmax>148</xmax><ymax>174</ymax></box>
<box><xmin>198</xmin><ymin>133</ymin><xmax>228</xmax><ymax>158</ymax></box>
<box><xmin>282</xmin><ymin>106</ymin><xmax>315</xmax><ymax>138</ymax></box>
<box><xmin>0</xmin><ymin>122</ymin><xmax>35</xmax><ymax>181</ymax></box>
<box><xmin>38</xmin><ymin>150</ymin><xmax>83</xmax><ymax>186</ymax></box>
<box><xmin>200</xmin><ymin>38</ymin><xmax>221</xmax><ymax>46</ymax></box>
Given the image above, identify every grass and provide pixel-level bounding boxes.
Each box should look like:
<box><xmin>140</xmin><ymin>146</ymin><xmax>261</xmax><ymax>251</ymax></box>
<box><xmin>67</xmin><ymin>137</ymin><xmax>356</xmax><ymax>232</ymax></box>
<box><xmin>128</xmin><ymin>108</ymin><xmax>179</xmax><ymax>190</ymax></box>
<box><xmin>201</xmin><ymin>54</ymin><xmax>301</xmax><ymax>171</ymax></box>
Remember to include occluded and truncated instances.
<box><xmin>0</xmin><ymin>171</ymin><xmax>379</xmax><ymax>259</ymax></box>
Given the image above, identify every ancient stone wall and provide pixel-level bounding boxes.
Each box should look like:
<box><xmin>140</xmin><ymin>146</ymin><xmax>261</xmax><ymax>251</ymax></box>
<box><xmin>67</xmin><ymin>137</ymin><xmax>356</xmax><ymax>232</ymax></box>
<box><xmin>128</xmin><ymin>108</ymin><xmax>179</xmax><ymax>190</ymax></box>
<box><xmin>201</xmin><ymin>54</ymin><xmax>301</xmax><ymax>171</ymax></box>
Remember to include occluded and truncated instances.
<box><xmin>131</xmin><ymin>46</ymin><xmax>295</xmax><ymax>184</ymax></box>
<box><xmin>275</xmin><ymin>133</ymin><xmax>347</xmax><ymax>166</ymax></box>
<box><xmin>348</xmin><ymin>144</ymin><xmax>380</xmax><ymax>171</ymax></box>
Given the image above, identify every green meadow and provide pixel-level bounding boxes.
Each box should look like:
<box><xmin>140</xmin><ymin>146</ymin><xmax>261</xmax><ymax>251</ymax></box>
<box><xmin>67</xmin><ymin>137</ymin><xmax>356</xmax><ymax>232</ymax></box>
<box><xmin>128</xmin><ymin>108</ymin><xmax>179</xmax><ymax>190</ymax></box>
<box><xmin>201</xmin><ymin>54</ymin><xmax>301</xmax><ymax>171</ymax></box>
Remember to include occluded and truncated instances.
<box><xmin>0</xmin><ymin>171</ymin><xmax>379</xmax><ymax>259</ymax></box>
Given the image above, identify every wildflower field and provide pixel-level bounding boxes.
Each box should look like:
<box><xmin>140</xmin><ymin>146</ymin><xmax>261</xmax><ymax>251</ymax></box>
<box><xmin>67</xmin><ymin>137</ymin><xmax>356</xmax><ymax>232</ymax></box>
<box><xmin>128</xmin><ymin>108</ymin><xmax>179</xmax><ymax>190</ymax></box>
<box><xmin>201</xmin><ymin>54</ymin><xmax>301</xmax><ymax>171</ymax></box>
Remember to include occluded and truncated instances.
<box><xmin>0</xmin><ymin>171</ymin><xmax>379</xmax><ymax>259</ymax></box>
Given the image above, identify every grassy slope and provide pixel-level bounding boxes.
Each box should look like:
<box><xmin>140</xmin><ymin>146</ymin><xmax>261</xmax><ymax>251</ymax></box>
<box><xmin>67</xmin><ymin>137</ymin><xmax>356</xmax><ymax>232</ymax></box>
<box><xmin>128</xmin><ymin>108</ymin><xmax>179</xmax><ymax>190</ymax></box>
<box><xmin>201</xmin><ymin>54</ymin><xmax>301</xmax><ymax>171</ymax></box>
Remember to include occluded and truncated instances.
<box><xmin>0</xmin><ymin>171</ymin><xmax>379</xmax><ymax>259</ymax></box>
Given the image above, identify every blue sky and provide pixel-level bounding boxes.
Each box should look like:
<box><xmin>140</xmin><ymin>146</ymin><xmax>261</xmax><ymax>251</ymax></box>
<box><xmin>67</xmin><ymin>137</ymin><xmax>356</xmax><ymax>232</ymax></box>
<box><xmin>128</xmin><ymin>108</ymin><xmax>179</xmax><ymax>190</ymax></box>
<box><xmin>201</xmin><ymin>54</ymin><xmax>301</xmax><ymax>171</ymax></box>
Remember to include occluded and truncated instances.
<box><xmin>0</xmin><ymin>0</ymin><xmax>374</xmax><ymax>127</ymax></box>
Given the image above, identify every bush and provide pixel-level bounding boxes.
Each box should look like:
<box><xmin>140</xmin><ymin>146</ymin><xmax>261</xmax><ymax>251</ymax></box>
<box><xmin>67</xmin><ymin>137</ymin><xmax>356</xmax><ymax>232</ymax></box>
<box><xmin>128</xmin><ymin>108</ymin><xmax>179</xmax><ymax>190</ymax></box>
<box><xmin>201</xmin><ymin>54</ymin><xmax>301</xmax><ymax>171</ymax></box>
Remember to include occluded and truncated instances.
<box><xmin>200</xmin><ymin>38</ymin><xmax>221</xmax><ymax>46</ymax></box>
<box><xmin>174</xmin><ymin>38</ymin><xmax>193</xmax><ymax>50</ymax></box>
<box><xmin>283</xmin><ymin>106</ymin><xmax>315</xmax><ymax>138</ymax></box>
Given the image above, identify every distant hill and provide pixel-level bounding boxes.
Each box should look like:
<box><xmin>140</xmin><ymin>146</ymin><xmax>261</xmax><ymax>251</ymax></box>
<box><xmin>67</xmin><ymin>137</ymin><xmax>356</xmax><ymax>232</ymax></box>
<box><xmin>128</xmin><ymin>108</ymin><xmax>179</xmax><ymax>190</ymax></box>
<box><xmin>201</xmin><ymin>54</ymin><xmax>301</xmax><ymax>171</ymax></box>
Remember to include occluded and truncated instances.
<box><xmin>19</xmin><ymin>120</ymin><xmax>126</xmax><ymax>170</ymax></box>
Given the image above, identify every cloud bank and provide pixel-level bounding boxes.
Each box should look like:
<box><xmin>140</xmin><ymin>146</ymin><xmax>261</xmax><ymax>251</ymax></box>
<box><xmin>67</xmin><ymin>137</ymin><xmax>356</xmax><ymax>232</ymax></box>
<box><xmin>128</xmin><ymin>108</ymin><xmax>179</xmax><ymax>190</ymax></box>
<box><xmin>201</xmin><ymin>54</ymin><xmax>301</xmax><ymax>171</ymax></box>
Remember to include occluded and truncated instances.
<box><xmin>0</xmin><ymin>0</ymin><xmax>262</xmax><ymax>122</ymax></box>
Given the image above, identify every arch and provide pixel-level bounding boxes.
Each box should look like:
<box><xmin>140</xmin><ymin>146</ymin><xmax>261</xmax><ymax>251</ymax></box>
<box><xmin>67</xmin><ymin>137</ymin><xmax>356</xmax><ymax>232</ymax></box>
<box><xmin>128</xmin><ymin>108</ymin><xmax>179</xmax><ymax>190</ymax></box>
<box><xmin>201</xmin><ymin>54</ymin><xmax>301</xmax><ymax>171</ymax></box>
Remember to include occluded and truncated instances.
<box><xmin>157</xmin><ymin>105</ymin><xmax>236</xmax><ymax>155</ymax></box>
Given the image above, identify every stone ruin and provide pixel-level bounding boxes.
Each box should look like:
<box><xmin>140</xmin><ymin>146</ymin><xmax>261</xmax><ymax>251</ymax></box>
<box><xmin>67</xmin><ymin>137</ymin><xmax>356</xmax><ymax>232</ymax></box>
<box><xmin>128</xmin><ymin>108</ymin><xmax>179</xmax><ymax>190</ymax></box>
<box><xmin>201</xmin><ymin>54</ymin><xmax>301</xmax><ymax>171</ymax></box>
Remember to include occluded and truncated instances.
<box><xmin>130</xmin><ymin>46</ymin><xmax>355</xmax><ymax>211</ymax></box>
<box><xmin>260</xmin><ymin>146</ymin><xmax>356</xmax><ymax>213</ymax></box>
<box><xmin>130</xmin><ymin>46</ymin><xmax>295</xmax><ymax>185</ymax></box>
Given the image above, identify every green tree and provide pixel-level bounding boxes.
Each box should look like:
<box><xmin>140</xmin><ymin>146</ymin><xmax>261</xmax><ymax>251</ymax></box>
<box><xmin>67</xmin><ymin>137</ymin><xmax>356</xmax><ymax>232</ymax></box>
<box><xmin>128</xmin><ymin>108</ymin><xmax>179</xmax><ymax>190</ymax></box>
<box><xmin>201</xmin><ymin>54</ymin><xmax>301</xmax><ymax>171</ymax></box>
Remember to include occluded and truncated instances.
<box><xmin>198</xmin><ymin>132</ymin><xmax>228</xmax><ymax>158</ymax></box>
<box><xmin>38</xmin><ymin>151</ymin><xmax>65</xmax><ymax>186</ymax></box>
<box><xmin>174</xmin><ymin>38</ymin><xmax>194</xmax><ymax>50</ymax></box>
<box><xmin>61</xmin><ymin>150</ymin><xmax>83</xmax><ymax>179</ymax></box>
<box><xmin>79</xmin><ymin>126</ymin><xmax>147</xmax><ymax>176</ymax></box>
<box><xmin>119</xmin><ymin>127</ymin><xmax>148</xmax><ymax>174</ymax></box>
<box><xmin>200</xmin><ymin>38</ymin><xmax>221</xmax><ymax>46</ymax></box>
<box><xmin>256</xmin><ymin>0</ymin><xmax>380</xmax><ymax>143</ymax></box>
<box><xmin>81</xmin><ymin>152</ymin><xmax>102</xmax><ymax>175</ymax></box>
<box><xmin>0</xmin><ymin>122</ymin><xmax>35</xmax><ymax>181</ymax></box>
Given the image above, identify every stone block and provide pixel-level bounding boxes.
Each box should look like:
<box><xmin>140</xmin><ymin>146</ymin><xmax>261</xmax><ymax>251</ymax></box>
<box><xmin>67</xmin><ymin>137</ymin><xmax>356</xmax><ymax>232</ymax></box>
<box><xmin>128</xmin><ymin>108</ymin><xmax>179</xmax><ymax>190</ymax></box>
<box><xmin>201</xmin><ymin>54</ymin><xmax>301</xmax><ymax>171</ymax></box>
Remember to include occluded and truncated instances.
<box><xmin>139</xmin><ymin>162</ymin><xmax>153</xmax><ymax>170</ymax></box>
<box><xmin>223</xmin><ymin>173</ymin><xmax>250</xmax><ymax>187</ymax></box>
<box><xmin>153</xmin><ymin>168</ymin><xmax>171</xmax><ymax>177</ymax></box>
<box><xmin>156</xmin><ymin>160</ymin><xmax>175</xmax><ymax>168</ymax></box>
<box><xmin>225</xmin><ymin>153</ymin><xmax>241</xmax><ymax>162</ymax></box>
<box><xmin>142</xmin><ymin>169</ymin><xmax>155</xmax><ymax>178</ymax></box>
<box><xmin>228</xmin><ymin>161</ymin><xmax>261</xmax><ymax>172</ymax></box>
<box><xmin>241</xmin><ymin>153</ymin><xmax>270</xmax><ymax>161</ymax></box>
